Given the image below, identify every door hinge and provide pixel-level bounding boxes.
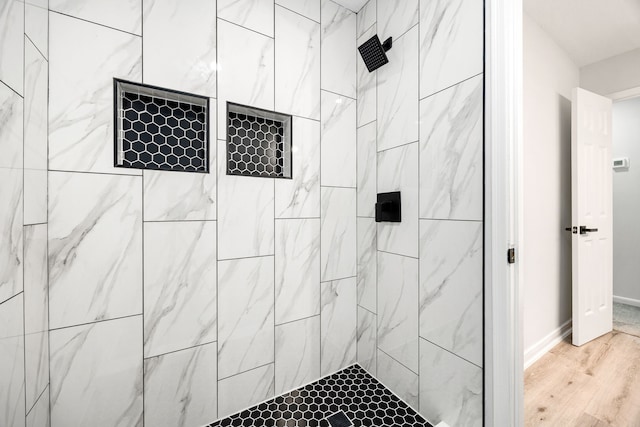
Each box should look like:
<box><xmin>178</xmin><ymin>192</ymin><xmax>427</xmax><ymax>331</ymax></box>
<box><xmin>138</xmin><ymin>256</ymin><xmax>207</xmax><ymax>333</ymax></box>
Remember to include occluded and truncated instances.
<box><xmin>507</xmin><ymin>247</ymin><xmax>516</xmax><ymax>264</ymax></box>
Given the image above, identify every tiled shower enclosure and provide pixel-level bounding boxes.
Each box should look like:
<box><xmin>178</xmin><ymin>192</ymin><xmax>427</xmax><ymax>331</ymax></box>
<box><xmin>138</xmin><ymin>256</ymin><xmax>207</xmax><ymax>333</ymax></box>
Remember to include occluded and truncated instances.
<box><xmin>0</xmin><ymin>0</ymin><xmax>484</xmax><ymax>426</ymax></box>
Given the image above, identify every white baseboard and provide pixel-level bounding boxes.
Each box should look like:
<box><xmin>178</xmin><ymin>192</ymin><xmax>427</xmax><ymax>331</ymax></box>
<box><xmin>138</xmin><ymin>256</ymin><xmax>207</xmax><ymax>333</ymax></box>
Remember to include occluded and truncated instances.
<box><xmin>523</xmin><ymin>319</ymin><xmax>572</xmax><ymax>370</ymax></box>
<box><xmin>613</xmin><ymin>295</ymin><xmax>640</xmax><ymax>308</ymax></box>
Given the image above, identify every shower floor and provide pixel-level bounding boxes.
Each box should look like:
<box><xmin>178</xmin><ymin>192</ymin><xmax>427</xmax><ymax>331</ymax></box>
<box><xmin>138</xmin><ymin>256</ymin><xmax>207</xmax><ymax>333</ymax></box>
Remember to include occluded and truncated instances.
<box><xmin>208</xmin><ymin>364</ymin><xmax>432</xmax><ymax>427</ymax></box>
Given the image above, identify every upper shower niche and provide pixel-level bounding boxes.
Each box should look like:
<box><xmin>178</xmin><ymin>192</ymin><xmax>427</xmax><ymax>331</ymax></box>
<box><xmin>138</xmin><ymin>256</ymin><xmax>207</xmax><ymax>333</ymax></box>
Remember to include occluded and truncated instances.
<box><xmin>114</xmin><ymin>79</ymin><xmax>210</xmax><ymax>173</ymax></box>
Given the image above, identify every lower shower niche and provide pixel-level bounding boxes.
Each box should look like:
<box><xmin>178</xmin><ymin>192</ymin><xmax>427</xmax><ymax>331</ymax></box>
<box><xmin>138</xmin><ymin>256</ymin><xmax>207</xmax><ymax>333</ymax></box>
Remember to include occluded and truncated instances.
<box><xmin>208</xmin><ymin>364</ymin><xmax>432</xmax><ymax>427</ymax></box>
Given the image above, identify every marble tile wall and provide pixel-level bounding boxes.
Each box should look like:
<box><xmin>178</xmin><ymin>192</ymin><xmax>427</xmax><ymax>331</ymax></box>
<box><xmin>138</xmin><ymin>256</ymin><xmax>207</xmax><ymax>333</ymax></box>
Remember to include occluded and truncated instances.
<box><xmin>355</xmin><ymin>1</ymin><xmax>484</xmax><ymax>426</ymax></box>
<box><xmin>0</xmin><ymin>1</ymin><xmax>49</xmax><ymax>426</ymax></box>
<box><xmin>0</xmin><ymin>0</ymin><xmax>485</xmax><ymax>425</ymax></box>
<box><xmin>0</xmin><ymin>1</ymin><xmax>358</xmax><ymax>426</ymax></box>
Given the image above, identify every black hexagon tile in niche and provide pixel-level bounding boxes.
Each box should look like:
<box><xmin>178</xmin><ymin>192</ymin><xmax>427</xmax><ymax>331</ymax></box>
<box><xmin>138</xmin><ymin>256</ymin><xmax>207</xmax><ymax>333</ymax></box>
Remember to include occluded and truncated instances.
<box><xmin>226</xmin><ymin>103</ymin><xmax>292</xmax><ymax>179</ymax></box>
<box><xmin>114</xmin><ymin>79</ymin><xmax>209</xmax><ymax>173</ymax></box>
<box><xmin>207</xmin><ymin>365</ymin><xmax>433</xmax><ymax>427</ymax></box>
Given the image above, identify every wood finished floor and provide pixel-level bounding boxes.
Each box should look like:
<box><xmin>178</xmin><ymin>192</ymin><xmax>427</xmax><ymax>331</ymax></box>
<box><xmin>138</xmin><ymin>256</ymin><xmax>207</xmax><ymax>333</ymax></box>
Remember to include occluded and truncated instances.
<box><xmin>525</xmin><ymin>331</ymin><xmax>640</xmax><ymax>426</ymax></box>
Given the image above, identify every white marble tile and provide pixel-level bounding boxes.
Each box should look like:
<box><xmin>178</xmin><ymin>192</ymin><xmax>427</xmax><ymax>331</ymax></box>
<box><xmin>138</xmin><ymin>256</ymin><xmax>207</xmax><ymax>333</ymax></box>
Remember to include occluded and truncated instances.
<box><xmin>218</xmin><ymin>256</ymin><xmax>275</xmax><ymax>379</ymax></box>
<box><xmin>321</xmin><ymin>0</ymin><xmax>356</xmax><ymax>98</ymax></box>
<box><xmin>377</xmin><ymin>25</ymin><xmax>418</xmax><ymax>152</ymax></box>
<box><xmin>357</xmin><ymin>26</ymin><xmax>376</xmax><ymax>127</ymax></box>
<box><xmin>275</xmin><ymin>219</ymin><xmax>320</xmax><ymax>324</ymax></box>
<box><xmin>143</xmin><ymin>168</ymin><xmax>217</xmax><ymax>221</ymax></box>
<box><xmin>377</xmin><ymin>0</ymin><xmax>418</xmax><ymax>41</ymax></box>
<box><xmin>49</xmin><ymin>13</ymin><xmax>142</xmax><ymax>175</ymax></box>
<box><xmin>419</xmin><ymin>220</ymin><xmax>483</xmax><ymax>367</ymax></box>
<box><xmin>275</xmin><ymin>316</ymin><xmax>320</xmax><ymax>394</ymax></box>
<box><xmin>377</xmin><ymin>142</ymin><xmax>419</xmax><ymax>257</ymax></box>
<box><xmin>419</xmin><ymin>338</ymin><xmax>482</xmax><ymax>427</ymax></box>
<box><xmin>0</xmin><ymin>81</ymin><xmax>23</xmax><ymax>169</ymax></box>
<box><xmin>144</xmin><ymin>102</ymin><xmax>216</xmax><ymax>221</ymax></box>
<box><xmin>419</xmin><ymin>0</ymin><xmax>483</xmax><ymax>99</ymax></box>
<box><xmin>50</xmin><ymin>0</ymin><xmax>142</xmax><ymax>34</ymax></box>
<box><xmin>320</xmin><ymin>277</ymin><xmax>356</xmax><ymax>376</ymax></box>
<box><xmin>24</xmin><ymin>40</ymin><xmax>48</xmax><ymax>171</ymax></box>
<box><xmin>143</xmin><ymin>0</ymin><xmax>216</xmax><ymax>97</ymax></box>
<box><xmin>144</xmin><ymin>343</ymin><xmax>217</xmax><ymax>427</ymax></box>
<box><xmin>25</xmin><ymin>4</ymin><xmax>48</xmax><ymax>59</ymax></box>
<box><xmin>24</xmin><ymin>169</ymin><xmax>47</xmax><ymax>225</ymax></box>
<box><xmin>217</xmin><ymin>140</ymin><xmax>274</xmax><ymax>259</ymax></box>
<box><xmin>26</xmin><ymin>386</ymin><xmax>50</xmax><ymax>427</ymax></box>
<box><xmin>144</xmin><ymin>221</ymin><xmax>217</xmax><ymax>357</ymax></box>
<box><xmin>357</xmin><ymin>306</ymin><xmax>376</xmax><ymax>375</ymax></box>
<box><xmin>276</xmin><ymin>0</ymin><xmax>320</xmax><ymax>22</ymax></box>
<box><xmin>0</xmin><ymin>294</ymin><xmax>25</xmax><ymax>427</ymax></box>
<box><xmin>218</xmin><ymin>0</ymin><xmax>274</xmax><ymax>37</ymax></box>
<box><xmin>419</xmin><ymin>75</ymin><xmax>483</xmax><ymax>220</ymax></box>
<box><xmin>0</xmin><ymin>0</ymin><xmax>24</xmax><ymax>95</ymax></box>
<box><xmin>321</xmin><ymin>91</ymin><xmax>356</xmax><ymax>187</ymax></box>
<box><xmin>275</xmin><ymin>6</ymin><xmax>320</xmax><ymax>120</ymax></box>
<box><xmin>320</xmin><ymin>187</ymin><xmax>356</xmax><ymax>281</ymax></box>
<box><xmin>376</xmin><ymin>349</ymin><xmax>419</xmax><ymax>409</ymax></box>
<box><xmin>357</xmin><ymin>218</ymin><xmax>376</xmax><ymax>313</ymax></box>
<box><xmin>48</xmin><ymin>172</ymin><xmax>142</xmax><ymax>329</ymax></box>
<box><xmin>356</xmin><ymin>0</ymin><xmax>375</xmax><ymax>38</ymax></box>
<box><xmin>24</xmin><ymin>224</ymin><xmax>48</xmax><ymax>334</ymax></box>
<box><xmin>357</xmin><ymin>121</ymin><xmax>376</xmax><ymax>217</ymax></box>
<box><xmin>217</xmin><ymin>19</ymin><xmax>274</xmax><ymax>140</ymax></box>
<box><xmin>26</xmin><ymin>0</ymin><xmax>48</xmax><ymax>8</ymax></box>
<box><xmin>275</xmin><ymin>117</ymin><xmax>320</xmax><ymax>218</ymax></box>
<box><xmin>0</xmin><ymin>168</ymin><xmax>23</xmax><ymax>304</ymax></box>
<box><xmin>25</xmin><ymin>331</ymin><xmax>49</xmax><ymax>413</ymax></box>
<box><xmin>50</xmin><ymin>316</ymin><xmax>143</xmax><ymax>427</ymax></box>
<box><xmin>377</xmin><ymin>251</ymin><xmax>418</xmax><ymax>373</ymax></box>
<box><xmin>218</xmin><ymin>364</ymin><xmax>275</xmax><ymax>418</ymax></box>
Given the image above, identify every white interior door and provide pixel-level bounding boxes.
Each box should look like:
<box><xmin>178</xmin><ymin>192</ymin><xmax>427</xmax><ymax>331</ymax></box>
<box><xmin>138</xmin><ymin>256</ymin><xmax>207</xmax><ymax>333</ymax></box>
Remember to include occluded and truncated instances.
<box><xmin>571</xmin><ymin>87</ymin><xmax>613</xmax><ymax>346</ymax></box>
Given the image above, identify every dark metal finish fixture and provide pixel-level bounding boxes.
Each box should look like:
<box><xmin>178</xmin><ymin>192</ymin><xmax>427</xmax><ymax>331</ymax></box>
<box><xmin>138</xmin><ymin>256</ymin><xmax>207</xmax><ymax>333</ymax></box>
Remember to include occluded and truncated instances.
<box><xmin>358</xmin><ymin>35</ymin><xmax>393</xmax><ymax>72</ymax></box>
<box><xmin>580</xmin><ymin>225</ymin><xmax>598</xmax><ymax>234</ymax></box>
<box><xmin>375</xmin><ymin>191</ymin><xmax>401</xmax><ymax>222</ymax></box>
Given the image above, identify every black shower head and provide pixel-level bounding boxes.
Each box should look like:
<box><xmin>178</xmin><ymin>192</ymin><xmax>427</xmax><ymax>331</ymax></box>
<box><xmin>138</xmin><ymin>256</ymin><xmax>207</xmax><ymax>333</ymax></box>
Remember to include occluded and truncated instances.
<box><xmin>358</xmin><ymin>35</ymin><xmax>393</xmax><ymax>72</ymax></box>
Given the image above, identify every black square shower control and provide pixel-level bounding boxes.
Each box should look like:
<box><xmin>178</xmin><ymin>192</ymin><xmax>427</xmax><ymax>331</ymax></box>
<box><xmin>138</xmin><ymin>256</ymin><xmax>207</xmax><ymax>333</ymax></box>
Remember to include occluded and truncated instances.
<box><xmin>375</xmin><ymin>191</ymin><xmax>401</xmax><ymax>223</ymax></box>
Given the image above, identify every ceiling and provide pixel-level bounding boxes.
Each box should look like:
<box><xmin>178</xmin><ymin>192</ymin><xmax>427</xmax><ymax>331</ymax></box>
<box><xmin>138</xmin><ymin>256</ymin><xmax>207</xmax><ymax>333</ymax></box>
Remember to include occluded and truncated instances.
<box><xmin>332</xmin><ymin>0</ymin><xmax>368</xmax><ymax>13</ymax></box>
<box><xmin>525</xmin><ymin>0</ymin><xmax>640</xmax><ymax>67</ymax></box>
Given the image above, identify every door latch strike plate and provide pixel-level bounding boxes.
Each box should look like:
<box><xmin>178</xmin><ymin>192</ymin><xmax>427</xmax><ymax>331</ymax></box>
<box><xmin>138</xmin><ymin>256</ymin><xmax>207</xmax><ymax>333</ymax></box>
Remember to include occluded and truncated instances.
<box><xmin>507</xmin><ymin>248</ymin><xmax>515</xmax><ymax>264</ymax></box>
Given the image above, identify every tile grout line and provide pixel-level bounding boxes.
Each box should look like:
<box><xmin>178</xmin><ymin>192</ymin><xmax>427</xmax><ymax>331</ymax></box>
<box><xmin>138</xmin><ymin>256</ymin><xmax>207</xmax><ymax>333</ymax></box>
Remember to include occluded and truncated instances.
<box><xmin>22</xmin><ymin>3</ymin><xmax>27</xmax><ymax>424</ymax></box>
<box><xmin>272</xmin><ymin>0</ymin><xmax>276</xmax><ymax>399</ymax></box>
<box><xmin>417</xmin><ymin>0</ymin><xmax>422</xmax><ymax>409</ymax></box>
<box><xmin>46</xmin><ymin>0</ymin><xmax>51</xmax><ymax>423</ymax></box>
<box><xmin>214</xmin><ymin>0</ymin><xmax>220</xmax><ymax>419</ymax></box>
<box><xmin>140</xmin><ymin>4</ymin><xmax>145</xmax><ymax>424</ymax></box>
<box><xmin>49</xmin><ymin>9</ymin><xmax>142</xmax><ymax>37</ymax></box>
<box><xmin>319</xmin><ymin>0</ymin><xmax>323</xmax><ymax>379</ymax></box>
<box><xmin>48</xmin><ymin>313</ymin><xmax>142</xmax><ymax>332</ymax></box>
<box><xmin>275</xmin><ymin>2</ymin><xmax>320</xmax><ymax>25</ymax></box>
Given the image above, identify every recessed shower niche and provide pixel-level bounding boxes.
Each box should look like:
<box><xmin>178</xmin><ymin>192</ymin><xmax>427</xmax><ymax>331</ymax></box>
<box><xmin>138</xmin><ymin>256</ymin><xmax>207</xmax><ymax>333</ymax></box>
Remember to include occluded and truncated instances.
<box><xmin>226</xmin><ymin>102</ymin><xmax>292</xmax><ymax>179</ymax></box>
<box><xmin>114</xmin><ymin>79</ymin><xmax>210</xmax><ymax>173</ymax></box>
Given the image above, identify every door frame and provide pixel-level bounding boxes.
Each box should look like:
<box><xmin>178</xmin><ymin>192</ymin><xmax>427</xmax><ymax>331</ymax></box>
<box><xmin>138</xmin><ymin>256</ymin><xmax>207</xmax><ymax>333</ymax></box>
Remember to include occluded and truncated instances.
<box><xmin>484</xmin><ymin>0</ymin><xmax>524</xmax><ymax>425</ymax></box>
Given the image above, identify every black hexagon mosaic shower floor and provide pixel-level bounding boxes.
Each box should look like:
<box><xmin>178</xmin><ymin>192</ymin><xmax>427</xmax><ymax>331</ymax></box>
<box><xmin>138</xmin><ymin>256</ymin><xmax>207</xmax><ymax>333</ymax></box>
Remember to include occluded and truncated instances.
<box><xmin>208</xmin><ymin>364</ymin><xmax>432</xmax><ymax>427</ymax></box>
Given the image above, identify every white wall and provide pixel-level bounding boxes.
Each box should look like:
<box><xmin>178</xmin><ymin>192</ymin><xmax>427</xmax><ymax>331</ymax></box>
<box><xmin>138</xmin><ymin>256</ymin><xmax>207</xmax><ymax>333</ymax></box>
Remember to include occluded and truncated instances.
<box><xmin>613</xmin><ymin>97</ymin><xmax>640</xmax><ymax>304</ymax></box>
<box><xmin>523</xmin><ymin>14</ymin><xmax>579</xmax><ymax>364</ymax></box>
<box><xmin>581</xmin><ymin>48</ymin><xmax>640</xmax><ymax>96</ymax></box>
